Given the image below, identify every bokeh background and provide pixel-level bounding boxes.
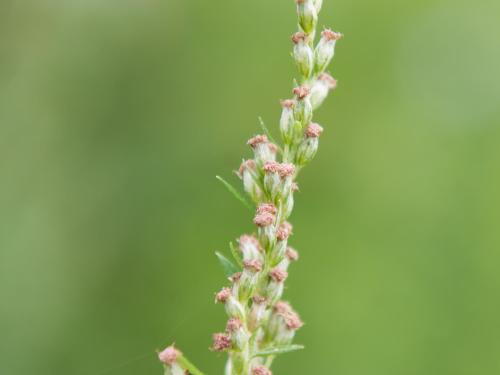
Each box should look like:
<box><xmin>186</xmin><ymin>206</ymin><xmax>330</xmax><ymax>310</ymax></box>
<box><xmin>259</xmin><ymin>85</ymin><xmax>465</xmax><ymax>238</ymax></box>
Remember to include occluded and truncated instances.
<box><xmin>1</xmin><ymin>0</ymin><xmax>499</xmax><ymax>374</ymax></box>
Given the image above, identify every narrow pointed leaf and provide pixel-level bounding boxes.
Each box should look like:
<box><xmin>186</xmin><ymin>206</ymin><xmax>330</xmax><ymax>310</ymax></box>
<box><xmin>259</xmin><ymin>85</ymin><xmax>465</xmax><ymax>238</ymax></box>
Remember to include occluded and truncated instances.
<box><xmin>215</xmin><ymin>251</ymin><xmax>240</xmax><ymax>277</ymax></box>
<box><xmin>229</xmin><ymin>241</ymin><xmax>243</xmax><ymax>268</ymax></box>
<box><xmin>216</xmin><ymin>175</ymin><xmax>252</xmax><ymax>211</ymax></box>
<box><xmin>254</xmin><ymin>344</ymin><xmax>305</xmax><ymax>357</ymax></box>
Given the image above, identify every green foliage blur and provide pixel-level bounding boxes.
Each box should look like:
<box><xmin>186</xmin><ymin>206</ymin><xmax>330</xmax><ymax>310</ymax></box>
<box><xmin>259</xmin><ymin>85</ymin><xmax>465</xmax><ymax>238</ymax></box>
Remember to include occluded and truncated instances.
<box><xmin>1</xmin><ymin>0</ymin><xmax>499</xmax><ymax>374</ymax></box>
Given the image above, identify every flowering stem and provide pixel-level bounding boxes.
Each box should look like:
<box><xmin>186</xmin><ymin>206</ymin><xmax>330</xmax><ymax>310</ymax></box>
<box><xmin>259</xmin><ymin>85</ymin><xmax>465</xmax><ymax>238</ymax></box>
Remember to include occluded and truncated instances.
<box><xmin>158</xmin><ymin>1</ymin><xmax>342</xmax><ymax>374</ymax></box>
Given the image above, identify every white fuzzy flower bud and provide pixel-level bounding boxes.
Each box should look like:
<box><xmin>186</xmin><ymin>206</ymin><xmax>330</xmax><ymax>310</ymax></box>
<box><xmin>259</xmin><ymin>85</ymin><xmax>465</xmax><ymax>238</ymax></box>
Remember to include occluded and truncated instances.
<box><xmin>296</xmin><ymin>0</ymin><xmax>317</xmax><ymax>35</ymax></box>
<box><xmin>263</xmin><ymin>161</ymin><xmax>282</xmax><ymax>199</ymax></box>
<box><xmin>275</xmin><ymin>310</ymin><xmax>303</xmax><ymax>345</ymax></box>
<box><xmin>315</xmin><ymin>29</ymin><xmax>343</xmax><ymax>73</ymax></box>
<box><xmin>276</xmin><ymin>221</ymin><xmax>293</xmax><ymax>242</ymax></box>
<box><xmin>267</xmin><ymin>302</ymin><xmax>303</xmax><ymax>346</ymax></box>
<box><xmin>296</xmin><ymin>123</ymin><xmax>324</xmax><ymax>165</ymax></box>
<box><xmin>278</xmin><ymin>247</ymin><xmax>299</xmax><ymax>271</ymax></box>
<box><xmin>238</xmin><ymin>234</ymin><xmax>262</xmax><ymax>262</ymax></box>
<box><xmin>271</xmin><ymin>221</ymin><xmax>293</xmax><ymax>263</ymax></box>
<box><xmin>267</xmin><ymin>301</ymin><xmax>291</xmax><ymax>338</ymax></box>
<box><xmin>158</xmin><ymin>346</ymin><xmax>185</xmax><ymax>375</ymax></box>
<box><xmin>267</xmin><ymin>268</ymin><xmax>288</xmax><ymax>303</ymax></box>
<box><xmin>226</xmin><ymin>318</ymin><xmax>250</xmax><ymax>351</ymax></box>
<box><xmin>247</xmin><ymin>135</ymin><xmax>278</xmax><ymax>167</ymax></box>
<box><xmin>263</xmin><ymin>162</ymin><xmax>296</xmax><ymax>202</ymax></box>
<box><xmin>238</xmin><ymin>259</ymin><xmax>263</xmax><ymax>300</ymax></box>
<box><xmin>215</xmin><ymin>287</ymin><xmax>246</xmax><ymax>320</ymax></box>
<box><xmin>249</xmin><ymin>295</ymin><xmax>268</xmax><ymax>330</ymax></box>
<box><xmin>292</xmin><ymin>32</ymin><xmax>314</xmax><ymax>78</ymax></box>
<box><xmin>293</xmin><ymin>86</ymin><xmax>312</xmax><ymax>125</ymax></box>
<box><xmin>279</xmin><ymin>99</ymin><xmax>295</xmax><ymax>143</ymax></box>
<box><xmin>309</xmin><ymin>73</ymin><xmax>337</xmax><ymax>110</ymax></box>
<box><xmin>238</xmin><ymin>159</ymin><xmax>262</xmax><ymax>202</ymax></box>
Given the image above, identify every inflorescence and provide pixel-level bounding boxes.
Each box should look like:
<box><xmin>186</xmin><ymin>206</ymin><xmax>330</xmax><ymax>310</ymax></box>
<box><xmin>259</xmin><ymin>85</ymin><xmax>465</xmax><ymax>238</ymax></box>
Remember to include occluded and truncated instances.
<box><xmin>159</xmin><ymin>1</ymin><xmax>342</xmax><ymax>374</ymax></box>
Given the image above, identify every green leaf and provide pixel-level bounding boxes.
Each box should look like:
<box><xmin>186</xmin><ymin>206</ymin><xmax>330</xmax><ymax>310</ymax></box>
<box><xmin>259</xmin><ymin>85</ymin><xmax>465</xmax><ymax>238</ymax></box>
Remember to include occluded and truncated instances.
<box><xmin>258</xmin><ymin>116</ymin><xmax>280</xmax><ymax>147</ymax></box>
<box><xmin>215</xmin><ymin>251</ymin><xmax>240</xmax><ymax>277</ymax></box>
<box><xmin>254</xmin><ymin>344</ymin><xmax>305</xmax><ymax>357</ymax></box>
<box><xmin>229</xmin><ymin>241</ymin><xmax>243</xmax><ymax>268</ymax></box>
<box><xmin>216</xmin><ymin>175</ymin><xmax>252</xmax><ymax>211</ymax></box>
<box><xmin>177</xmin><ymin>354</ymin><xmax>206</xmax><ymax>375</ymax></box>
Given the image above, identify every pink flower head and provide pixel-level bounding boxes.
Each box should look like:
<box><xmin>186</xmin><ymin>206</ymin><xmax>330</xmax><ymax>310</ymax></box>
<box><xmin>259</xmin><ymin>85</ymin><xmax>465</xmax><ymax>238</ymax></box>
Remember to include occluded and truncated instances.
<box><xmin>252</xmin><ymin>365</ymin><xmax>273</xmax><ymax>375</ymax></box>
<box><xmin>257</xmin><ymin>203</ymin><xmax>278</xmax><ymax>215</ymax></box>
<box><xmin>305</xmin><ymin>123</ymin><xmax>324</xmax><ymax>138</ymax></box>
<box><xmin>274</xmin><ymin>300</ymin><xmax>292</xmax><ymax>314</ymax></box>
<box><xmin>269</xmin><ymin>267</ymin><xmax>288</xmax><ymax>283</ymax></box>
<box><xmin>277</xmin><ymin>163</ymin><xmax>295</xmax><ymax>178</ymax></box>
<box><xmin>238</xmin><ymin>159</ymin><xmax>256</xmax><ymax>177</ymax></box>
<box><xmin>243</xmin><ymin>259</ymin><xmax>263</xmax><ymax>272</ymax></box>
<box><xmin>158</xmin><ymin>345</ymin><xmax>181</xmax><ymax>365</ymax></box>
<box><xmin>286</xmin><ymin>247</ymin><xmax>299</xmax><ymax>262</ymax></box>
<box><xmin>284</xmin><ymin>311</ymin><xmax>304</xmax><ymax>330</ymax></box>
<box><xmin>225</xmin><ymin>317</ymin><xmax>243</xmax><ymax>332</ymax></box>
<box><xmin>229</xmin><ymin>272</ymin><xmax>242</xmax><ymax>283</ymax></box>
<box><xmin>215</xmin><ymin>287</ymin><xmax>231</xmax><ymax>303</ymax></box>
<box><xmin>321</xmin><ymin>29</ymin><xmax>343</xmax><ymax>41</ymax></box>
<box><xmin>293</xmin><ymin>85</ymin><xmax>310</xmax><ymax>100</ymax></box>
<box><xmin>276</xmin><ymin>221</ymin><xmax>293</xmax><ymax>241</ymax></box>
<box><xmin>211</xmin><ymin>332</ymin><xmax>232</xmax><ymax>352</ymax></box>
<box><xmin>247</xmin><ymin>134</ymin><xmax>268</xmax><ymax>149</ymax></box>
<box><xmin>280</xmin><ymin>99</ymin><xmax>295</xmax><ymax>109</ymax></box>
<box><xmin>291</xmin><ymin>31</ymin><xmax>307</xmax><ymax>44</ymax></box>
<box><xmin>253</xmin><ymin>212</ymin><xmax>275</xmax><ymax>227</ymax></box>
<box><xmin>318</xmin><ymin>73</ymin><xmax>338</xmax><ymax>89</ymax></box>
<box><xmin>263</xmin><ymin>161</ymin><xmax>281</xmax><ymax>174</ymax></box>
<box><xmin>253</xmin><ymin>295</ymin><xmax>267</xmax><ymax>305</ymax></box>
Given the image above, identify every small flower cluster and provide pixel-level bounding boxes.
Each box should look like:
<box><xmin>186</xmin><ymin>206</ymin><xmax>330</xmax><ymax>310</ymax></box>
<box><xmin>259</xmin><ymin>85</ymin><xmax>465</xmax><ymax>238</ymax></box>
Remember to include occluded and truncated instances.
<box><xmin>158</xmin><ymin>346</ymin><xmax>186</xmax><ymax>375</ymax></box>
<box><xmin>159</xmin><ymin>1</ymin><xmax>341</xmax><ymax>374</ymax></box>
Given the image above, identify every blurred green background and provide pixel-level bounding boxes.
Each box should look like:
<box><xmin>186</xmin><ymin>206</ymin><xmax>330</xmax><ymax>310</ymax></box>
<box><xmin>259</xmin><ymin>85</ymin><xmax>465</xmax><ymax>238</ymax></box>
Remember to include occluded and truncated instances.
<box><xmin>1</xmin><ymin>0</ymin><xmax>499</xmax><ymax>374</ymax></box>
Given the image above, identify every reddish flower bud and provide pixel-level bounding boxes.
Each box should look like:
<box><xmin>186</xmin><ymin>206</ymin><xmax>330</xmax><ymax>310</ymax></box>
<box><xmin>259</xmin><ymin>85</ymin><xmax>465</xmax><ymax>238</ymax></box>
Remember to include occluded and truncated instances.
<box><xmin>243</xmin><ymin>259</ymin><xmax>263</xmax><ymax>273</ymax></box>
<box><xmin>305</xmin><ymin>123</ymin><xmax>324</xmax><ymax>138</ymax></box>
<box><xmin>158</xmin><ymin>345</ymin><xmax>181</xmax><ymax>365</ymax></box>
<box><xmin>225</xmin><ymin>318</ymin><xmax>243</xmax><ymax>333</ymax></box>
<box><xmin>257</xmin><ymin>203</ymin><xmax>278</xmax><ymax>215</ymax></box>
<box><xmin>269</xmin><ymin>268</ymin><xmax>288</xmax><ymax>283</ymax></box>
<box><xmin>247</xmin><ymin>134</ymin><xmax>268</xmax><ymax>148</ymax></box>
<box><xmin>291</xmin><ymin>31</ymin><xmax>308</xmax><ymax>44</ymax></box>
<box><xmin>293</xmin><ymin>85</ymin><xmax>310</xmax><ymax>100</ymax></box>
<box><xmin>253</xmin><ymin>212</ymin><xmax>275</xmax><ymax>227</ymax></box>
<box><xmin>274</xmin><ymin>300</ymin><xmax>292</xmax><ymax>314</ymax></box>
<box><xmin>211</xmin><ymin>332</ymin><xmax>232</xmax><ymax>352</ymax></box>
<box><xmin>318</xmin><ymin>72</ymin><xmax>337</xmax><ymax>89</ymax></box>
<box><xmin>321</xmin><ymin>28</ymin><xmax>343</xmax><ymax>41</ymax></box>
<box><xmin>215</xmin><ymin>287</ymin><xmax>231</xmax><ymax>303</ymax></box>
<box><xmin>276</xmin><ymin>221</ymin><xmax>293</xmax><ymax>241</ymax></box>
